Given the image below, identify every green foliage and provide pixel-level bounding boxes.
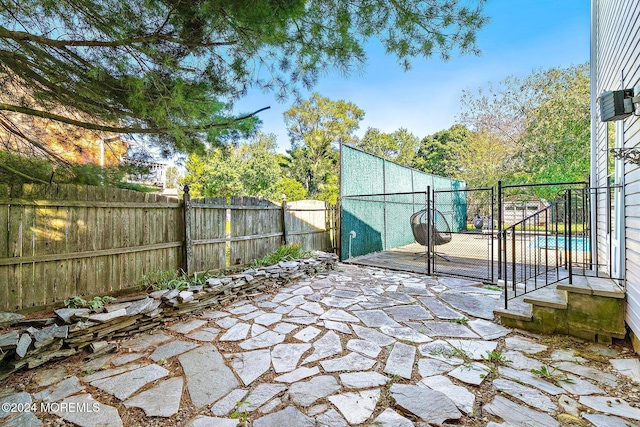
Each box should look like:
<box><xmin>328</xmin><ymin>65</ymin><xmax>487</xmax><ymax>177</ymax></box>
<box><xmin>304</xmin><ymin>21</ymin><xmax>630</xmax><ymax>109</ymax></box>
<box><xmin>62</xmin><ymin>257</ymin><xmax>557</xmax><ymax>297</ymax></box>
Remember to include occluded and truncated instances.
<box><xmin>458</xmin><ymin>64</ymin><xmax>590</xmax><ymax>197</ymax></box>
<box><xmin>138</xmin><ymin>269</ymin><xmax>214</xmax><ymax>291</ymax></box>
<box><xmin>413</xmin><ymin>124</ymin><xmax>470</xmax><ymax>177</ymax></box>
<box><xmin>0</xmin><ymin>149</ymin><xmax>140</xmax><ymax>187</ymax></box>
<box><xmin>230</xmin><ymin>401</ymin><xmax>250</xmax><ymax>426</ymax></box>
<box><xmin>64</xmin><ymin>295</ymin><xmax>116</xmax><ymax>309</ymax></box>
<box><xmin>275</xmin><ymin>177</ymin><xmax>307</xmax><ymax>201</ymax></box>
<box><xmin>165</xmin><ymin>166</ymin><xmax>181</xmax><ymax>190</ymax></box>
<box><xmin>183</xmin><ymin>133</ymin><xmax>293</xmax><ymax>200</ymax></box>
<box><xmin>252</xmin><ymin>244</ymin><xmax>311</xmax><ymax>267</ymax></box>
<box><xmin>64</xmin><ymin>296</ymin><xmax>87</xmax><ymax>309</ymax></box>
<box><xmin>284</xmin><ymin>93</ymin><xmax>363</xmax><ymax>199</ymax></box>
<box><xmin>450</xmin><ymin>317</ymin><xmax>469</xmax><ymax>324</ymax></box>
<box><xmin>1</xmin><ymin>0</ymin><xmax>487</xmax><ymax>173</ymax></box>
<box><xmin>530</xmin><ymin>365</ymin><xmax>575</xmax><ymax>385</ymax></box>
<box><xmin>481</xmin><ymin>350</ymin><xmax>511</xmax><ymax>366</ymax></box>
<box><xmin>355</xmin><ymin>127</ymin><xmax>420</xmax><ymax>166</ymax></box>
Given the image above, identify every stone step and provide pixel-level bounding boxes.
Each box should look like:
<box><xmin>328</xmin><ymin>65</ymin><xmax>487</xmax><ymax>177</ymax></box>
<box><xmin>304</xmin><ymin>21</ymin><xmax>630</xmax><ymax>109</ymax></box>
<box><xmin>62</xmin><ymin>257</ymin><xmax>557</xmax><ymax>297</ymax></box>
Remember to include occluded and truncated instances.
<box><xmin>494</xmin><ymin>298</ymin><xmax>532</xmax><ymax>321</ymax></box>
<box><xmin>523</xmin><ymin>287</ymin><xmax>568</xmax><ymax>309</ymax></box>
<box><xmin>557</xmin><ymin>276</ymin><xmax>625</xmax><ymax>299</ymax></box>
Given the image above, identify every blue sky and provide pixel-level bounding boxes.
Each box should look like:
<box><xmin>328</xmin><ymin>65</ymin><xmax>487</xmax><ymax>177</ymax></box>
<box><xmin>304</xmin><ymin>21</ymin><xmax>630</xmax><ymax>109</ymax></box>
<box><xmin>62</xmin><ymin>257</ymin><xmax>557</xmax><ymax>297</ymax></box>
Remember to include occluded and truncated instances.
<box><xmin>235</xmin><ymin>0</ymin><xmax>590</xmax><ymax>153</ymax></box>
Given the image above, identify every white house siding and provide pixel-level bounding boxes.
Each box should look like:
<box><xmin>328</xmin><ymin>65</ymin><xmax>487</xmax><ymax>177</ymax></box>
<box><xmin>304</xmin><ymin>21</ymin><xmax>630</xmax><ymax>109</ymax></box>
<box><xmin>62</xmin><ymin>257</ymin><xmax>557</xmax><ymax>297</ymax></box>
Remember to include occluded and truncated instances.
<box><xmin>593</xmin><ymin>0</ymin><xmax>640</xmax><ymax>336</ymax></box>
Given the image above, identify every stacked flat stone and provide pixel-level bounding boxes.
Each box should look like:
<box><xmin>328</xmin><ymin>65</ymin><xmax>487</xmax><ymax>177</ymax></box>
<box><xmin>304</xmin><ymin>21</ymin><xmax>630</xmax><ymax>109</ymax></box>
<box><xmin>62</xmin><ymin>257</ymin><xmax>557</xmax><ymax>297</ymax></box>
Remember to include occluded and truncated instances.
<box><xmin>0</xmin><ymin>252</ymin><xmax>338</xmax><ymax>380</ymax></box>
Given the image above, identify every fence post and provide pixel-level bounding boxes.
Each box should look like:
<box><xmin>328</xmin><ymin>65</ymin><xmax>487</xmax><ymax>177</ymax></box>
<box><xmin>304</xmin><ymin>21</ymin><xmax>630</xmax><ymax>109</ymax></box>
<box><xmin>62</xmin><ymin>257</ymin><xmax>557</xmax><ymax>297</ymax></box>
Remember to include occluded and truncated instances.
<box><xmin>567</xmin><ymin>189</ymin><xmax>573</xmax><ymax>284</ymax></box>
<box><xmin>497</xmin><ymin>181</ymin><xmax>503</xmax><ymax>282</ymax></box>
<box><xmin>281</xmin><ymin>194</ymin><xmax>288</xmax><ymax>246</ymax></box>
<box><xmin>183</xmin><ymin>185</ymin><xmax>193</xmax><ymax>275</ymax></box>
<box><xmin>426</xmin><ymin>187</ymin><xmax>431</xmax><ymax>275</ymax></box>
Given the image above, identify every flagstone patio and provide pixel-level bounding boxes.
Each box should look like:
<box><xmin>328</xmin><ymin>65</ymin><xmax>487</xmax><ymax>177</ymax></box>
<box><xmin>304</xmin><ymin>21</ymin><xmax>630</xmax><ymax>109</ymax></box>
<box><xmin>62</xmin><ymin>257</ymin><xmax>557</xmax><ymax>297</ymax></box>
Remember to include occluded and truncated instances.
<box><xmin>2</xmin><ymin>263</ymin><xmax>640</xmax><ymax>426</ymax></box>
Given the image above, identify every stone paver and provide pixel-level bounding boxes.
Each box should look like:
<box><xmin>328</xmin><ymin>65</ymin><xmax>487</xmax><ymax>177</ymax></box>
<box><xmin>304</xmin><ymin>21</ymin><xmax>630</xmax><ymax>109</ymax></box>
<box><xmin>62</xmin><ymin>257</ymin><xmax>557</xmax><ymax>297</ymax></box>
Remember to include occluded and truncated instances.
<box><xmin>384</xmin><ymin>342</ymin><xmax>415</xmax><ymax>379</ymax></box>
<box><xmin>492</xmin><ymin>378</ymin><xmax>557</xmax><ymax>413</ymax></box>
<box><xmin>218</xmin><ymin>322</ymin><xmax>250</xmax><ymax>341</ymax></box>
<box><xmin>553</xmin><ymin>361</ymin><xmax>618</xmax><ymax>387</ymax></box>
<box><xmin>421</xmin><ymin>374</ymin><xmax>475</xmax><ymax>414</ymax></box>
<box><xmin>149</xmin><ymin>340</ymin><xmax>199</xmax><ymax>361</ymax></box>
<box><xmin>352</xmin><ymin>325</ymin><xmax>395</xmax><ymax>346</ymax></box>
<box><xmin>253</xmin><ymin>405</ymin><xmax>315</xmax><ymax>427</ymax></box>
<box><xmin>485</xmin><ymin>395</ymin><xmax>559</xmax><ymax>427</ymax></box>
<box><xmin>346</xmin><ymin>339</ymin><xmax>381</xmax><ymax>358</ymax></box>
<box><xmin>33</xmin><ymin>376</ymin><xmax>83</xmax><ymax>403</ymax></box>
<box><xmin>372</xmin><ymin>408</ymin><xmax>413</xmax><ymax>426</ymax></box>
<box><xmin>390</xmin><ymin>383</ymin><xmax>461</xmax><ymax>424</ymax></box>
<box><xmin>339</xmin><ymin>371</ymin><xmax>390</xmax><ymax>388</ymax></box>
<box><xmin>229</xmin><ymin>349</ymin><xmax>271</xmax><ymax>385</ymax></box>
<box><xmin>448</xmin><ymin>362</ymin><xmax>490</xmax><ymax>385</ymax></box>
<box><xmin>353</xmin><ymin>310</ymin><xmax>401</xmax><ymax>328</ymax></box>
<box><xmin>417</xmin><ymin>358</ymin><xmax>454</xmax><ymax>377</ymax></box>
<box><xmin>303</xmin><ymin>331</ymin><xmax>342</xmax><ymax>363</ymax></box>
<box><xmin>187</xmin><ymin>327</ymin><xmax>220</xmax><ymax>342</ymax></box>
<box><xmin>244</xmin><ymin>384</ymin><xmax>286</xmax><ymax>411</ymax></box>
<box><xmin>51</xmin><ymin>393</ymin><xmax>123</xmax><ymax>427</ymax></box>
<box><xmin>320</xmin><ymin>352</ymin><xmax>375</xmax><ymax>372</ymax></box>
<box><xmin>274</xmin><ymin>366</ymin><xmax>319</xmax><ymax>383</ymax></box>
<box><xmin>467</xmin><ymin>318</ymin><xmax>511</xmax><ymax>339</ymax></box>
<box><xmin>239</xmin><ymin>330</ymin><xmax>285</xmax><ymax>350</ymax></box>
<box><xmin>186</xmin><ymin>416</ymin><xmax>237</xmax><ymax>427</ymax></box>
<box><xmin>123</xmin><ymin>377</ymin><xmax>183</xmax><ymax>417</ymax></box>
<box><xmin>293</xmin><ymin>326</ymin><xmax>321</xmax><ymax>342</ymax></box>
<box><xmin>210</xmin><ymin>389</ymin><xmax>248</xmax><ymax>416</ymax></box>
<box><xmin>328</xmin><ymin>389</ymin><xmax>380</xmax><ymax>424</ymax></box>
<box><xmin>271</xmin><ymin>343</ymin><xmax>311</xmax><ymax>373</ymax></box>
<box><xmin>7</xmin><ymin>263</ymin><xmax>640</xmax><ymax>427</ymax></box>
<box><xmin>169</xmin><ymin>319</ymin><xmax>207</xmax><ymax>334</ymax></box>
<box><xmin>179</xmin><ymin>345</ymin><xmax>239</xmax><ymax>408</ymax></box>
<box><xmin>288</xmin><ymin>375</ymin><xmax>340</xmax><ymax>406</ymax></box>
<box><xmin>505</xmin><ymin>336</ymin><xmax>548</xmax><ymax>354</ymax></box>
<box><xmin>90</xmin><ymin>364</ymin><xmax>169</xmax><ymax>400</ymax></box>
<box><xmin>579</xmin><ymin>395</ymin><xmax>640</xmax><ymax>420</ymax></box>
<box><xmin>316</xmin><ymin>408</ymin><xmax>348</xmax><ymax>427</ymax></box>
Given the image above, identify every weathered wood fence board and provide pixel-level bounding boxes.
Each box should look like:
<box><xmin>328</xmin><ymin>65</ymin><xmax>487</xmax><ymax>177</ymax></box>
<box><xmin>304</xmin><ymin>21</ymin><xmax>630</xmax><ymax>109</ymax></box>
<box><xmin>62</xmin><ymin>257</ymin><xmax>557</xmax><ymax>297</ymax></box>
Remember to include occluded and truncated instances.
<box><xmin>285</xmin><ymin>200</ymin><xmax>336</xmax><ymax>252</ymax></box>
<box><xmin>0</xmin><ymin>184</ymin><xmax>337</xmax><ymax>312</ymax></box>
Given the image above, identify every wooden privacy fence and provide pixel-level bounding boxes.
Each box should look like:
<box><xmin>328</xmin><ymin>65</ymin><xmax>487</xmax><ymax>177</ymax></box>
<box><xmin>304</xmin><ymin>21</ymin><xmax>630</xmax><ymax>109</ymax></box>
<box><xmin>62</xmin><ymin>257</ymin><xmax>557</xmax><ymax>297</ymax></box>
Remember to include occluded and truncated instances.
<box><xmin>0</xmin><ymin>184</ymin><xmax>336</xmax><ymax>312</ymax></box>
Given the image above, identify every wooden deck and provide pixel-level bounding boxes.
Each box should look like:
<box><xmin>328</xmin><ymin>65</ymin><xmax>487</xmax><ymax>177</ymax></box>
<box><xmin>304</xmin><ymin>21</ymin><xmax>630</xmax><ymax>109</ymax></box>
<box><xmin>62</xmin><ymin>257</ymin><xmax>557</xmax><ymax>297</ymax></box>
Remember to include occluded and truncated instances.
<box><xmin>346</xmin><ymin>234</ymin><xmax>495</xmax><ymax>280</ymax></box>
<box><xmin>346</xmin><ymin>233</ymin><xmax>588</xmax><ymax>284</ymax></box>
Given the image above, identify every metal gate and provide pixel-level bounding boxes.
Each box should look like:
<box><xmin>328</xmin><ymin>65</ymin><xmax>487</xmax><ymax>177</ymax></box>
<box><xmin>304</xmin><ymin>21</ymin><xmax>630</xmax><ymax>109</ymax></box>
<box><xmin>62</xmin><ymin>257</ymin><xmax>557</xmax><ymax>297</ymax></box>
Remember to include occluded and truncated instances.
<box><xmin>429</xmin><ymin>187</ymin><xmax>496</xmax><ymax>282</ymax></box>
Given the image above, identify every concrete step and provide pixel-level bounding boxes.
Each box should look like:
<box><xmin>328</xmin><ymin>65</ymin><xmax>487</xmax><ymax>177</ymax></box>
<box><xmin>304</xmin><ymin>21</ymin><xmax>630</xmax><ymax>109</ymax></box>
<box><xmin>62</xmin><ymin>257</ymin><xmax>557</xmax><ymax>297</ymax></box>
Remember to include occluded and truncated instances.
<box><xmin>557</xmin><ymin>275</ymin><xmax>625</xmax><ymax>299</ymax></box>
<box><xmin>523</xmin><ymin>287</ymin><xmax>568</xmax><ymax>309</ymax></box>
<box><xmin>494</xmin><ymin>298</ymin><xmax>533</xmax><ymax>321</ymax></box>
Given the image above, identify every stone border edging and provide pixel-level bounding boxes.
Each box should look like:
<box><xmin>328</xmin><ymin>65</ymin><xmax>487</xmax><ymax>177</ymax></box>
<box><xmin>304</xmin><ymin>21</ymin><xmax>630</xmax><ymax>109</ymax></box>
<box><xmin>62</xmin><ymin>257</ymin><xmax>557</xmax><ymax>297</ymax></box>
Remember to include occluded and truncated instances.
<box><xmin>0</xmin><ymin>251</ymin><xmax>339</xmax><ymax>380</ymax></box>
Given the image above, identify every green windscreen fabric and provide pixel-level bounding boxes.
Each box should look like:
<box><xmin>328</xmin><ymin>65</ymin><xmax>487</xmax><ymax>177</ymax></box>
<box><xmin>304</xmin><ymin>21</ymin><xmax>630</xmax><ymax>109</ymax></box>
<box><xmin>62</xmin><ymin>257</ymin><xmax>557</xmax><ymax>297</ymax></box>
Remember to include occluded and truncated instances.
<box><xmin>341</xmin><ymin>144</ymin><xmax>466</xmax><ymax>260</ymax></box>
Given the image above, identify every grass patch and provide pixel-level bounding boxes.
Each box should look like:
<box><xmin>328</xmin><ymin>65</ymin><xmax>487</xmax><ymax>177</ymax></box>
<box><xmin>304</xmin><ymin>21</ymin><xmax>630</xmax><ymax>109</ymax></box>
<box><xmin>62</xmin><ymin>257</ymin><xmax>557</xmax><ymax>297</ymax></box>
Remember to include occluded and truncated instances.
<box><xmin>64</xmin><ymin>295</ymin><xmax>116</xmax><ymax>309</ymax></box>
<box><xmin>138</xmin><ymin>269</ymin><xmax>213</xmax><ymax>292</ymax></box>
<box><xmin>252</xmin><ymin>243</ymin><xmax>311</xmax><ymax>267</ymax></box>
<box><xmin>530</xmin><ymin>365</ymin><xmax>575</xmax><ymax>385</ymax></box>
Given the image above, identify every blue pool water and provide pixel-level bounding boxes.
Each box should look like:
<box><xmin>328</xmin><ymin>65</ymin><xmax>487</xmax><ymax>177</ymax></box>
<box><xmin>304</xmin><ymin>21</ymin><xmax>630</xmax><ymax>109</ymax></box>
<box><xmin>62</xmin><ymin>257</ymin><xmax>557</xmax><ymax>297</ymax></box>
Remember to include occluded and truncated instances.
<box><xmin>530</xmin><ymin>236</ymin><xmax>591</xmax><ymax>251</ymax></box>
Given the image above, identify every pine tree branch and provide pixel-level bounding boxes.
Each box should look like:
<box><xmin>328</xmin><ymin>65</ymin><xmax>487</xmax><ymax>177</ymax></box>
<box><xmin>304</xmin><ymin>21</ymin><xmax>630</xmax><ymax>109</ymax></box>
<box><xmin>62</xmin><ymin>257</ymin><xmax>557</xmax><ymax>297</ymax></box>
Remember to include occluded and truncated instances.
<box><xmin>0</xmin><ymin>103</ymin><xmax>270</xmax><ymax>134</ymax></box>
<box><xmin>0</xmin><ymin>26</ymin><xmax>236</xmax><ymax>48</ymax></box>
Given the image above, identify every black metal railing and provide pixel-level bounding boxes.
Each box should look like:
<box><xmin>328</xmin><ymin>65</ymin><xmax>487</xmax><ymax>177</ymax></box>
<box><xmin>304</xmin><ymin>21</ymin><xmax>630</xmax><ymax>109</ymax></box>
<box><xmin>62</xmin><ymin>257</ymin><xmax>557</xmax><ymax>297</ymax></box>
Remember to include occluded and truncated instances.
<box><xmin>501</xmin><ymin>186</ymin><xmax>594</xmax><ymax>308</ymax></box>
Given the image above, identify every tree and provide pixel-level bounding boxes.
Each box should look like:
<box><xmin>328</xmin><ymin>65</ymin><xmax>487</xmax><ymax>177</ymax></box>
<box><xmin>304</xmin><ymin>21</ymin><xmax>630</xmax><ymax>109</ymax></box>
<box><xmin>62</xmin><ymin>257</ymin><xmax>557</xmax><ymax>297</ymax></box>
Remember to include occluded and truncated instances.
<box><xmin>458</xmin><ymin>64</ymin><xmax>590</xmax><ymax>197</ymax></box>
<box><xmin>413</xmin><ymin>124</ymin><xmax>470</xmax><ymax>177</ymax></box>
<box><xmin>165</xmin><ymin>166</ymin><xmax>181</xmax><ymax>189</ymax></box>
<box><xmin>284</xmin><ymin>93</ymin><xmax>364</xmax><ymax>197</ymax></box>
<box><xmin>182</xmin><ymin>133</ymin><xmax>289</xmax><ymax>199</ymax></box>
<box><xmin>0</xmin><ymin>0</ymin><xmax>487</xmax><ymax>181</ymax></box>
<box><xmin>275</xmin><ymin>177</ymin><xmax>307</xmax><ymax>201</ymax></box>
<box><xmin>356</xmin><ymin>127</ymin><xmax>420</xmax><ymax>166</ymax></box>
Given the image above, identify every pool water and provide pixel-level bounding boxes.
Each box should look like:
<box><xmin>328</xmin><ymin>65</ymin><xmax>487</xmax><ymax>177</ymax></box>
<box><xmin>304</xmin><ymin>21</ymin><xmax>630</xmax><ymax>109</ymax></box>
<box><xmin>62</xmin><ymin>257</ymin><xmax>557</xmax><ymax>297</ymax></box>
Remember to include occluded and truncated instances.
<box><xmin>529</xmin><ymin>236</ymin><xmax>591</xmax><ymax>251</ymax></box>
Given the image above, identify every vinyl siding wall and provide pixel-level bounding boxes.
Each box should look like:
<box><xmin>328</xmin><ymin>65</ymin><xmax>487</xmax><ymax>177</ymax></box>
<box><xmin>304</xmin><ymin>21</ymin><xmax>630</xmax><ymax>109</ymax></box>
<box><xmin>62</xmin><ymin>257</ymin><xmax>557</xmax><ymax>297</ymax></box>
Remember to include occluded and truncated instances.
<box><xmin>594</xmin><ymin>0</ymin><xmax>640</xmax><ymax>336</ymax></box>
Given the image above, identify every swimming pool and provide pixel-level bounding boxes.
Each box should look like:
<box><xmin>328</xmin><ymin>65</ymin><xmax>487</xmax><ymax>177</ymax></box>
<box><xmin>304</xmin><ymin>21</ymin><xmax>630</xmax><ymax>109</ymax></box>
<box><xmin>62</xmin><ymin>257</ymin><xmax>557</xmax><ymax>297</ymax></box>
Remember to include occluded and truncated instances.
<box><xmin>529</xmin><ymin>236</ymin><xmax>591</xmax><ymax>251</ymax></box>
